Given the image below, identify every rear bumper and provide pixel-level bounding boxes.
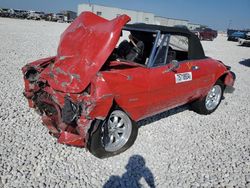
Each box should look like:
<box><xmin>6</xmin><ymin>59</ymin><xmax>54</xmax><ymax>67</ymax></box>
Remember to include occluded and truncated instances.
<box><xmin>41</xmin><ymin>115</ymin><xmax>88</xmax><ymax>148</ymax></box>
<box><xmin>22</xmin><ymin>56</ymin><xmax>95</xmax><ymax>149</ymax></box>
<box><xmin>239</xmin><ymin>39</ymin><xmax>250</xmax><ymax>45</ymax></box>
<box><xmin>23</xmin><ymin>88</ymin><xmax>92</xmax><ymax>148</ymax></box>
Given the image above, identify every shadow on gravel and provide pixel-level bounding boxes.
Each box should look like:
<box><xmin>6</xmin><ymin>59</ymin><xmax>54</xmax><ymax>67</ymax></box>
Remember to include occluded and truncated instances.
<box><xmin>103</xmin><ymin>155</ymin><xmax>155</xmax><ymax>188</ymax></box>
<box><xmin>238</xmin><ymin>44</ymin><xmax>250</xmax><ymax>47</ymax></box>
<box><xmin>239</xmin><ymin>59</ymin><xmax>250</xmax><ymax>67</ymax></box>
<box><xmin>138</xmin><ymin>105</ymin><xmax>188</xmax><ymax>127</ymax></box>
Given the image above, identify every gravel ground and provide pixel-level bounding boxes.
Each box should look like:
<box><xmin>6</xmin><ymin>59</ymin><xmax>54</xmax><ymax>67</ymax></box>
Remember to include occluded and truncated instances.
<box><xmin>0</xmin><ymin>18</ymin><xmax>250</xmax><ymax>188</ymax></box>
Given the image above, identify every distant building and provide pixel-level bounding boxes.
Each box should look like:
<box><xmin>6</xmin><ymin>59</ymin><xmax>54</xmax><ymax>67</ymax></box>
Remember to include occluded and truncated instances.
<box><xmin>78</xmin><ymin>3</ymin><xmax>155</xmax><ymax>24</ymax></box>
<box><xmin>78</xmin><ymin>3</ymin><xmax>208</xmax><ymax>30</ymax></box>
<box><xmin>155</xmin><ymin>16</ymin><xmax>188</xmax><ymax>27</ymax></box>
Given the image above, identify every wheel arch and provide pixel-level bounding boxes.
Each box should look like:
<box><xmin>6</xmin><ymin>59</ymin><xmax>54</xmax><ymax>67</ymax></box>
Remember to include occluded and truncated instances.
<box><xmin>86</xmin><ymin>99</ymin><xmax>138</xmax><ymax>157</ymax></box>
<box><xmin>216</xmin><ymin>73</ymin><xmax>227</xmax><ymax>89</ymax></box>
<box><xmin>88</xmin><ymin>97</ymin><xmax>134</xmax><ymax>121</ymax></box>
<box><xmin>216</xmin><ymin>71</ymin><xmax>235</xmax><ymax>88</ymax></box>
<box><xmin>86</xmin><ymin>98</ymin><xmax>134</xmax><ymax>148</ymax></box>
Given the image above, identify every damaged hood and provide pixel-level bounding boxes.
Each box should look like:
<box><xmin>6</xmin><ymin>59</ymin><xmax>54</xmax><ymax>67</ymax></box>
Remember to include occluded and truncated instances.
<box><xmin>41</xmin><ymin>12</ymin><xmax>130</xmax><ymax>93</ymax></box>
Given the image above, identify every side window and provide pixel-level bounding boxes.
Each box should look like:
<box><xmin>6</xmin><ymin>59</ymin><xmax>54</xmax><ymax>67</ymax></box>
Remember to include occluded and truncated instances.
<box><xmin>152</xmin><ymin>34</ymin><xmax>170</xmax><ymax>67</ymax></box>
<box><xmin>169</xmin><ymin>35</ymin><xmax>189</xmax><ymax>61</ymax></box>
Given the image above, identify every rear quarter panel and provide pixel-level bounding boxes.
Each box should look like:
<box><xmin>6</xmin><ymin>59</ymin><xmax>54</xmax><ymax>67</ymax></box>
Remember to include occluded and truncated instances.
<box><xmin>195</xmin><ymin>58</ymin><xmax>229</xmax><ymax>96</ymax></box>
<box><xmin>101</xmin><ymin>65</ymin><xmax>150</xmax><ymax>121</ymax></box>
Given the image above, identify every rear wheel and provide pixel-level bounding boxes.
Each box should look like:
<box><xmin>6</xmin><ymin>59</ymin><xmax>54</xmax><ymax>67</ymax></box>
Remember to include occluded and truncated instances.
<box><xmin>191</xmin><ymin>81</ymin><xmax>224</xmax><ymax>114</ymax></box>
<box><xmin>88</xmin><ymin>109</ymin><xmax>138</xmax><ymax>158</ymax></box>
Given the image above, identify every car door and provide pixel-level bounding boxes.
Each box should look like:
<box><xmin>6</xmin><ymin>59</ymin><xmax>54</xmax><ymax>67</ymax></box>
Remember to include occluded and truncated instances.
<box><xmin>185</xmin><ymin>58</ymin><xmax>215</xmax><ymax>97</ymax></box>
<box><xmin>148</xmin><ymin>63</ymin><xmax>196</xmax><ymax>116</ymax></box>
<box><xmin>102</xmin><ymin>62</ymin><xmax>151</xmax><ymax>121</ymax></box>
<box><xmin>146</xmin><ymin>34</ymin><xmax>203</xmax><ymax>116</ymax></box>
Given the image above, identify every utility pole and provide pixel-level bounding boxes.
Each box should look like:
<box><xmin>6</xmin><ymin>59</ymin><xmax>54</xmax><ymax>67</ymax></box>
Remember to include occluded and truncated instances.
<box><xmin>228</xmin><ymin>20</ymin><xmax>232</xmax><ymax>29</ymax></box>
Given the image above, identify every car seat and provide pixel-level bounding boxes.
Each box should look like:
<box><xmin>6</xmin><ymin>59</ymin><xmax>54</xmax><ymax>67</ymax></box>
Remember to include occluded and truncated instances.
<box><xmin>126</xmin><ymin>41</ymin><xmax>144</xmax><ymax>63</ymax></box>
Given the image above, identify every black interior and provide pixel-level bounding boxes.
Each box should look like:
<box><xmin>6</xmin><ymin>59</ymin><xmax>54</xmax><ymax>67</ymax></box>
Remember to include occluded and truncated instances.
<box><xmin>106</xmin><ymin>24</ymin><xmax>202</xmax><ymax>67</ymax></box>
<box><xmin>173</xmin><ymin>49</ymin><xmax>188</xmax><ymax>61</ymax></box>
<box><xmin>126</xmin><ymin>23</ymin><xmax>206</xmax><ymax>60</ymax></box>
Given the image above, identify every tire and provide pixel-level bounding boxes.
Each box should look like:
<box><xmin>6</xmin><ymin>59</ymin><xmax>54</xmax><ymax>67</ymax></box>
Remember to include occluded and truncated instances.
<box><xmin>239</xmin><ymin>40</ymin><xmax>244</xmax><ymax>46</ymax></box>
<box><xmin>88</xmin><ymin>109</ymin><xmax>138</xmax><ymax>158</ymax></box>
<box><xmin>191</xmin><ymin>80</ymin><xmax>224</xmax><ymax>115</ymax></box>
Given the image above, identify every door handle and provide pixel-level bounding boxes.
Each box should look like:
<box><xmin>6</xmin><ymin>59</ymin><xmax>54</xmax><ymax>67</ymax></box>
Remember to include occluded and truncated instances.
<box><xmin>191</xmin><ymin>65</ymin><xmax>200</xmax><ymax>70</ymax></box>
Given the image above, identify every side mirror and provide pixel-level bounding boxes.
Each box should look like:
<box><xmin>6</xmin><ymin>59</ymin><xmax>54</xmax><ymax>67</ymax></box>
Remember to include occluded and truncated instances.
<box><xmin>171</xmin><ymin>60</ymin><xmax>180</xmax><ymax>70</ymax></box>
<box><xmin>164</xmin><ymin>60</ymin><xmax>180</xmax><ymax>73</ymax></box>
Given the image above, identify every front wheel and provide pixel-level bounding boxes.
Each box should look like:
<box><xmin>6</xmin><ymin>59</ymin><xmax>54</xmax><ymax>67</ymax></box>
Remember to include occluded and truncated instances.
<box><xmin>191</xmin><ymin>81</ymin><xmax>224</xmax><ymax>115</ymax></box>
<box><xmin>88</xmin><ymin>109</ymin><xmax>138</xmax><ymax>158</ymax></box>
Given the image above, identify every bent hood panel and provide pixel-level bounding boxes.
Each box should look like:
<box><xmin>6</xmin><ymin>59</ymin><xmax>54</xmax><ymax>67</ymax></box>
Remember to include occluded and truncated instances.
<box><xmin>41</xmin><ymin>12</ymin><xmax>130</xmax><ymax>93</ymax></box>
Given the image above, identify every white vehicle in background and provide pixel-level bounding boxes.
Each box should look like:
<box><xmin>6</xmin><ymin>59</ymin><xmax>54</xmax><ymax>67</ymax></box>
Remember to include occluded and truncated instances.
<box><xmin>27</xmin><ymin>11</ymin><xmax>45</xmax><ymax>20</ymax></box>
<box><xmin>52</xmin><ymin>13</ymin><xmax>64</xmax><ymax>22</ymax></box>
<box><xmin>238</xmin><ymin>32</ymin><xmax>250</xmax><ymax>46</ymax></box>
<box><xmin>0</xmin><ymin>8</ymin><xmax>10</xmax><ymax>17</ymax></box>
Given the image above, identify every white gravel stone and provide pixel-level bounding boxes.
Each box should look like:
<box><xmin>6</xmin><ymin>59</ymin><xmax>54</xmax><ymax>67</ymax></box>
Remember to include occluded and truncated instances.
<box><xmin>0</xmin><ymin>18</ymin><xmax>250</xmax><ymax>187</ymax></box>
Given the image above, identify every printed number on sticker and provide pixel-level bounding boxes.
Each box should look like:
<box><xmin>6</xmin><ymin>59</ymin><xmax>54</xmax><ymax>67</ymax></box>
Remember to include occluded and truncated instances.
<box><xmin>175</xmin><ymin>72</ymin><xmax>192</xmax><ymax>83</ymax></box>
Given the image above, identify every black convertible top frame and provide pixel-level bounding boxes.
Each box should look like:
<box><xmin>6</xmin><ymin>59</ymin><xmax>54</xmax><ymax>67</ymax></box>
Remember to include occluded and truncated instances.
<box><xmin>125</xmin><ymin>23</ymin><xmax>206</xmax><ymax>60</ymax></box>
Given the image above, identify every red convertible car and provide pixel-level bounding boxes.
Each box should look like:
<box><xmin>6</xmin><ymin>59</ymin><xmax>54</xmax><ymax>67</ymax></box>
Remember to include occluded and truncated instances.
<box><xmin>22</xmin><ymin>12</ymin><xmax>235</xmax><ymax>158</ymax></box>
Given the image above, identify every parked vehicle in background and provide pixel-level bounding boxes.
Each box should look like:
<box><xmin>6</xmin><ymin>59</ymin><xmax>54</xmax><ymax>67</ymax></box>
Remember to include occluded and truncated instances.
<box><xmin>14</xmin><ymin>9</ymin><xmax>29</xmax><ymax>19</ymax></box>
<box><xmin>0</xmin><ymin>8</ymin><xmax>10</xmax><ymax>17</ymax></box>
<box><xmin>27</xmin><ymin>11</ymin><xmax>45</xmax><ymax>20</ymax></box>
<box><xmin>227</xmin><ymin>29</ymin><xmax>249</xmax><ymax>40</ymax></box>
<box><xmin>238</xmin><ymin>32</ymin><xmax>250</xmax><ymax>46</ymax></box>
<box><xmin>8</xmin><ymin>9</ymin><xmax>29</xmax><ymax>19</ymax></box>
<box><xmin>51</xmin><ymin>13</ymin><xmax>64</xmax><ymax>22</ymax></box>
<box><xmin>192</xmin><ymin>27</ymin><xmax>217</xmax><ymax>41</ymax></box>
<box><xmin>0</xmin><ymin>7</ymin><xmax>77</xmax><ymax>23</ymax></box>
<box><xmin>22</xmin><ymin>12</ymin><xmax>235</xmax><ymax>158</ymax></box>
<box><xmin>44</xmin><ymin>13</ymin><xmax>54</xmax><ymax>21</ymax></box>
<box><xmin>228</xmin><ymin>31</ymin><xmax>247</xmax><ymax>41</ymax></box>
<box><xmin>6</xmin><ymin>9</ymin><xmax>15</xmax><ymax>18</ymax></box>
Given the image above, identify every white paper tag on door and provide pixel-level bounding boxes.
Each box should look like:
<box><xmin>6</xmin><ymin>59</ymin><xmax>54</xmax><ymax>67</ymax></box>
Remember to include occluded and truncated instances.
<box><xmin>175</xmin><ymin>72</ymin><xmax>192</xmax><ymax>83</ymax></box>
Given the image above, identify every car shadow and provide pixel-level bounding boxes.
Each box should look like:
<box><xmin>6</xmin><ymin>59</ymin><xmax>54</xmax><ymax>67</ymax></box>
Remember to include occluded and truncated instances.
<box><xmin>138</xmin><ymin>105</ymin><xmax>188</xmax><ymax>127</ymax></box>
<box><xmin>103</xmin><ymin>155</ymin><xmax>155</xmax><ymax>188</ymax></box>
<box><xmin>239</xmin><ymin>58</ymin><xmax>250</xmax><ymax>67</ymax></box>
<box><xmin>238</xmin><ymin>43</ymin><xmax>250</xmax><ymax>47</ymax></box>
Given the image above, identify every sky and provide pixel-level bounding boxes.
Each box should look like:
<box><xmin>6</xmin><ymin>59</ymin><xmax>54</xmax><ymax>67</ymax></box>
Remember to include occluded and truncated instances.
<box><xmin>0</xmin><ymin>0</ymin><xmax>249</xmax><ymax>30</ymax></box>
